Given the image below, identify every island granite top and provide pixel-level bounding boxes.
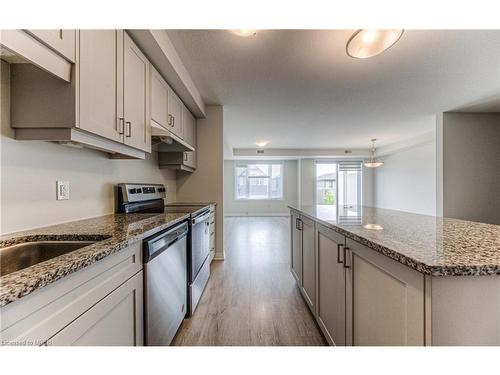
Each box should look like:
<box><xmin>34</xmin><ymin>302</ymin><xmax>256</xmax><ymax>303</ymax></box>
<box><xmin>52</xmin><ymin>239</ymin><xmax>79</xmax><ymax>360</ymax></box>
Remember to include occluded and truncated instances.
<box><xmin>289</xmin><ymin>205</ymin><xmax>500</xmax><ymax>277</ymax></box>
<box><xmin>0</xmin><ymin>212</ymin><xmax>193</xmax><ymax>308</ymax></box>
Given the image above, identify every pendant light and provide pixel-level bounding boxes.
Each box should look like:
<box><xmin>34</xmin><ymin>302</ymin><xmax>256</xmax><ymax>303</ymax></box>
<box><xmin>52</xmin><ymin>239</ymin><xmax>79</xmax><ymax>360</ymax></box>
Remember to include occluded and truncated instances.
<box><xmin>346</xmin><ymin>29</ymin><xmax>404</xmax><ymax>59</ymax></box>
<box><xmin>364</xmin><ymin>139</ymin><xmax>384</xmax><ymax>168</ymax></box>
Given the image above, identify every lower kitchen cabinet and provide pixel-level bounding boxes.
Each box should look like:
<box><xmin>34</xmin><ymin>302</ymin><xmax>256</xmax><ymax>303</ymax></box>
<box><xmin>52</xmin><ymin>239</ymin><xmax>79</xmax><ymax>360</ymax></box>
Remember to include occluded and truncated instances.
<box><xmin>345</xmin><ymin>238</ymin><xmax>425</xmax><ymax>346</ymax></box>
<box><xmin>290</xmin><ymin>210</ymin><xmax>426</xmax><ymax>346</ymax></box>
<box><xmin>300</xmin><ymin>215</ymin><xmax>316</xmax><ymax>310</ymax></box>
<box><xmin>48</xmin><ymin>271</ymin><xmax>143</xmax><ymax>346</ymax></box>
<box><xmin>0</xmin><ymin>242</ymin><xmax>143</xmax><ymax>346</ymax></box>
<box><xmin>316</xmin><ymin>224</ymin><xmax>346</xmax><ymax>346</ymax></box>
<box><xmin>290</xmin><ymin>210</ymin><xmax>302</xmax><ymax>284</ymax></box>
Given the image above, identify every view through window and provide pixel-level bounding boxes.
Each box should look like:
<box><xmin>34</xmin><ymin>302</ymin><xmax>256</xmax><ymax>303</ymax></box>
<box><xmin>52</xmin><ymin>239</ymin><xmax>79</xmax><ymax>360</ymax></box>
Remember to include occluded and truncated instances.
<box><xmin>315</xmin><ymin>162</ymin><xmax>337</xmax><ymax>220</ymax></box>
<box><xmin>235</xmin><ymin>162</ymin><xmax>283</xmax><ymax>200</ymax></box>
<box><xmin>315</xmin><ymin>161</ymin><xmax>362</xmax><ymax>220</ymax></box>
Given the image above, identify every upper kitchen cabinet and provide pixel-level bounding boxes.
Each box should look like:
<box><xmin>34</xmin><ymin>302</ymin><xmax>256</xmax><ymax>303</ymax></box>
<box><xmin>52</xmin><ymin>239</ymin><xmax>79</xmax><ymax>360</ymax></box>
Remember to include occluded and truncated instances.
<box><xmin>150</xmin><ymin>64</ymin><xmax>195</xmax><ymax>155</ymax></box>
<box><xmin>123</xmin><ymin>32</ymin><xmax>150</xmax><ymax>152</ymax></box>
<box><xmin>183</xmin><ymin>105</ymin><xmax>196</xmax><ymax>148</ymax></box>
<box><xmin>79</xmin><ymin>30</ymin><xmax>123</xmax><ymax>143</ymax></box>
<box><xmin>26</xmin><ymin>30</ymin><xmax>76</xmax><ymax>62</ymax></box>
<box><xmin>10</xmin><ymin>30</ymin><xmax>151</xmax><ymax>158</ymax></box>
<box><xmin>0</xmin><ymin>30</ymin><xmax>74</xmax><ymax>82</ymax></box>
<box><xmin>150</xmin><ymin>66</ymin><xmax>169</xmax><ymax>130</ymax></box>
<box><xmin>167</xmin><ymin>86</ymin><xmax>183</xmax><ymax>138</ymax></box>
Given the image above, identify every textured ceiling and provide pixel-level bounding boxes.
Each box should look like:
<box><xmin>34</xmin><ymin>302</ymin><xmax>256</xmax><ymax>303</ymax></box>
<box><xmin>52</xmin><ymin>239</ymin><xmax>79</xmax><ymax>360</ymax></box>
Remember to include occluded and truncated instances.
<box><xmin>167</xmin><ymin>30</ymin><xmax>500</xmax><ymax>150</ymax></box>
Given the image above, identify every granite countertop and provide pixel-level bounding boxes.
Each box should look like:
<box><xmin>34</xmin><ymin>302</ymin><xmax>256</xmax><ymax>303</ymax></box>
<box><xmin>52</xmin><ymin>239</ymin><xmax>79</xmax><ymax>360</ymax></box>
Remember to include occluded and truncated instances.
<box><xmin>289</xmin><ymin>205</ymin><xmax>500</xmax><ymax>277</ymax></box>
<box><xmin>0</xmin><ymin>212</ymin><xmax>190</xmax><ymax>308</ymax></box>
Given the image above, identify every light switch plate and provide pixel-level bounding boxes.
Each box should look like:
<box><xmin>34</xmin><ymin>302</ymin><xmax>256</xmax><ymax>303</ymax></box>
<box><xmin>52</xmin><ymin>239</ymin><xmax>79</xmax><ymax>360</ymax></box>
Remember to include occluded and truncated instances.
<box><xmin>57</xmin><ymin>181</ymin><xmax>70</xmax><ymax>200</ymax></box>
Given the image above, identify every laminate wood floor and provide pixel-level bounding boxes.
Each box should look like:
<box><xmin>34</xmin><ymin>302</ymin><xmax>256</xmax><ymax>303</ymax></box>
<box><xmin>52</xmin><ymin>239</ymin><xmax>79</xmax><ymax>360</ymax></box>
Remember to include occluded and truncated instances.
<box><xmin>172</xmin><ymin>217</ymin><xmax>326</xmax><ymax>346</ymax></box>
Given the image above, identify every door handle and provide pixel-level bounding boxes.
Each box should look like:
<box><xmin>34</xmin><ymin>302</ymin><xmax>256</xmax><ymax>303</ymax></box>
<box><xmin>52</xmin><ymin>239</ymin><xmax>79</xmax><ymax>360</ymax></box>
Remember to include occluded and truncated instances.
<box><xmin>184</xmin><ymin>153</ymin><xmax>188</xmax><ymax>161</ymax></box>
<box><xmin>118</xmin><ymin>118</ymin><xmax>124</xmax><ymax>135</ymax></box>
<box><xmin>125</xmin><ymin>121</ymin><xmax>131</xmax><ymax>137</ymax></box>
<box><xmin>295</xmin><ymin>217</ymin><xmax>301</xmax><ymax>230</ymax></box>
<box><xmin>343</xmin><ymin>246</ymin><xmax>351</xmax><ymax>268</ymax></box>
<box><xmin>337</xmin><ymin>243</ymin><xmax>344</xmax><ymax>264</ymax></box>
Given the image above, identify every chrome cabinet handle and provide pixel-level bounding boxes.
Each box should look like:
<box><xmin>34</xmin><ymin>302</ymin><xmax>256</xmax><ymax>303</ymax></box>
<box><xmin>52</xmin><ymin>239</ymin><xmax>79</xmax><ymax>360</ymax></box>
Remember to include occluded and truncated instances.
<box><xmin>118</xmin><ymin>118</ymin><xmax>124</xmax><ymax>135</ymax></box>
<box><xmin>343</xmin><ymin>247</ymin><xmax>351</xmax><ymax>268</ymax></box>
<box><xmin>126</xmin><ymin>121</ymin><xmax>131</xmax><ymax>137</ymax></box>
<box><xmin>295</xmin><ymin>218</ymin><xmax>300</xmax><ymax>230</ymax></box>
<box><xmin>184</xmin><ymin>153</ymin><xmax>188</xmax><ymax>161</ymax></box>
<box><xmin>337</xmin><ymin>243</ymin><xmax>344</xmax><ymax>264</ymax></box>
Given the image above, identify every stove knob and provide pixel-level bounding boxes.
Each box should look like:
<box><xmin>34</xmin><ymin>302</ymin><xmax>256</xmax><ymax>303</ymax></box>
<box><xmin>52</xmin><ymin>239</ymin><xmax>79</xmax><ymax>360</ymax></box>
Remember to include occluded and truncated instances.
<box><xmin>128</xmin><ymin>188</ymin><xmax>137</xmax><ymax>194</ymax></box>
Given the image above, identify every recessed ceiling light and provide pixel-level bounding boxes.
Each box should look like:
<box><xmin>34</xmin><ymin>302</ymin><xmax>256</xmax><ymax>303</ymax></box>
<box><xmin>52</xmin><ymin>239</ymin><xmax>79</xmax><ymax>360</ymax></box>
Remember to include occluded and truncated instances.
<box><xmin>346</xmin><ymin>29</ymin><xmax>404</xmax><ymax>59</ymax></box>
<box><xmin>230</xmin><ymin>29</ymin><xmax>258</xmax><ymax>37</ymax></box>
<box><xmin>255</xmin><ymin>141</ymin><xmax>269</xmax><ymax>147</ymax></box>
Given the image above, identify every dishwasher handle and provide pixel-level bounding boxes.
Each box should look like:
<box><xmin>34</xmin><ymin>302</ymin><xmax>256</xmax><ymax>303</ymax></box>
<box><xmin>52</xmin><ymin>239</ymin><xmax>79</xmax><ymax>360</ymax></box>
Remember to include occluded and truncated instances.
<box><xmin>191</xmin><ymin>210</ymin><xmax>211</xmax><ymax>225</ymax></box>
<box><xmin>143</xmin><ymin>221</ymin><xmax>188</xmax><ymax>263</ymax></box>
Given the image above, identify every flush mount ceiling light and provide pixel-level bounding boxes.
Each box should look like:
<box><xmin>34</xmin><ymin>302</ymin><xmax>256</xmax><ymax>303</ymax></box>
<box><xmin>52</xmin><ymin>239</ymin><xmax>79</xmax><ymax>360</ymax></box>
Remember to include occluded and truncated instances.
<box><xmin>346</xmin><ymin>29</ymin><xmax>404</xmax><ymax>59</ymax></box>
<box><xmin>255</xmin><ymin>140</ymin><xmax>269</xmax><ymax>147</ymax></box>
<box><xmin>364</xmin><ymin>139</ymin><xmax>384</xmax><ymax>168</ymax></box>
<box><xmin>230</xmin><ymin>29</ymin><xmax>258</xmax><ymax>37</ymax></box>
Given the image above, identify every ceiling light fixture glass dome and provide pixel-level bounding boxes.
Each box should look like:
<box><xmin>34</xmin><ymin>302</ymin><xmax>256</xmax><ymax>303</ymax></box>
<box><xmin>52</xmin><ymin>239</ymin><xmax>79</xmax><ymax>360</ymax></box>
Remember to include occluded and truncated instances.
<box><xmin>346</xmin><ymin>29</ymin><xmax>404</xmax><ymax>59</ymax></box>
<box><xmin>364</xmin><ymin>139</ymin><xmax>384</xmax><ymax>168</ymax></box>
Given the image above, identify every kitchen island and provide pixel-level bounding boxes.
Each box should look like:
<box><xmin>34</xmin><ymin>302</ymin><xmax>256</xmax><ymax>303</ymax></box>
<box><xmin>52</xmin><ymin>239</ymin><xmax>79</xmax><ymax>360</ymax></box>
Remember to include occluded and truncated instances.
<box><xmin>289</xmin><ymin>205</ymin><xmax>500</xmax><ymax>346</ymax></box>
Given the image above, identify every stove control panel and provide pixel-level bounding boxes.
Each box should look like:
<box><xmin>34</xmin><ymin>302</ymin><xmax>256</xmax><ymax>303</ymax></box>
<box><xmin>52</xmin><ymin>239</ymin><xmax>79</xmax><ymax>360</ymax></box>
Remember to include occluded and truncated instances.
<box><xmin>118</xmin><ymin>183</ymin><xmax>166</xmax><ymax>203</ymax></box>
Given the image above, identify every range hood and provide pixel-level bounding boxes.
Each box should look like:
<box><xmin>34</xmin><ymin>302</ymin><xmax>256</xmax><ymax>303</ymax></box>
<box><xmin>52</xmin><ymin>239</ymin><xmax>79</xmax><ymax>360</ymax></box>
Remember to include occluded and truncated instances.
<box><xmin>151</xmin><ymin>121</ymin><xmax>194</xmax><ymax>152</ymax></box>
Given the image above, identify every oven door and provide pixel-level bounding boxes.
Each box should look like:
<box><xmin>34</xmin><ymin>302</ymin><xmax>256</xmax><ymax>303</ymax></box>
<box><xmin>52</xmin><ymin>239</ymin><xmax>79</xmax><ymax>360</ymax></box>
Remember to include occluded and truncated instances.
<box><xmin>190</xmin><ymin>210</ymin><xmax>211</xmax><ymax>282</ymax></box>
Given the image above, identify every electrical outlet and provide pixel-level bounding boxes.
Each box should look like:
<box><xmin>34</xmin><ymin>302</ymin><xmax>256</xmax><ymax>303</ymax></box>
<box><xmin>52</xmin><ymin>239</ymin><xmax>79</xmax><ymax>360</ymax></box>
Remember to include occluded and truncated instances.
<box><xmin>56</xmin><ymin>181</ymin><xmax>70</xmax><ymax>200</ymax></box>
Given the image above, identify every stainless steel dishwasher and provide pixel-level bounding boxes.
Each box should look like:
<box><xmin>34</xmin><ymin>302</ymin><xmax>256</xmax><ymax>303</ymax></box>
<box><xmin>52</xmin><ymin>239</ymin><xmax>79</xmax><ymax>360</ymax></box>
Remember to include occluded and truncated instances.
<box><xmin>143</xmin><ymin>221</ymin><xmax>188</xmax><ymax>346</ymax></box>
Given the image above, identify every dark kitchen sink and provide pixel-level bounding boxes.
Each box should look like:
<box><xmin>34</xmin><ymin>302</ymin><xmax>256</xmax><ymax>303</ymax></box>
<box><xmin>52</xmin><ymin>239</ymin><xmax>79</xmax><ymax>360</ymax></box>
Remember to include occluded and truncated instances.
<box><xmin>0</xmin><ymin>241</ymin><xmax>98</xmax><ymax>277</ymax></box>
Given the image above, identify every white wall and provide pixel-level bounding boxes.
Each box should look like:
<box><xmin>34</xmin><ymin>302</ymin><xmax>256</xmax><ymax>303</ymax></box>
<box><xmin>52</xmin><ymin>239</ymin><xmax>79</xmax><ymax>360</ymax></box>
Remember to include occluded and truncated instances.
<box><xmin>224</xmin><ymin>159</ymin><xmax>297</xmax><ymax>216</ymax></box>
<box><xmin>0</xmin><ymin>61</ymin><xmax>177</xmax><ymax>234</ymax></box>
<box><xmin>441</xmin><ymin>112</ymin><xmax>500</xmax><ymax>225</ymax></box>
<box><xmin>373</xmin><ymin>137</ymin><xmax>437</xmax><ymax>216</ymax></box>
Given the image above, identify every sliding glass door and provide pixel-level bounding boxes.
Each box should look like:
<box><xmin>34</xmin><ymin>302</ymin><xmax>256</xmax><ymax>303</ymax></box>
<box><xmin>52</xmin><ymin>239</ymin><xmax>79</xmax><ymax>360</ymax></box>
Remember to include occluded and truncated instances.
<box><xmin>337</xmin><ymin>162</ymin><xmax>362</xmax><ymax>219</ymax></box>
<box><xmin>315</xmin><ymin>162</ymin><xmax>337</xmax><ymax>221</ymax></box>
<box><xmin>315</xmin><ymin>161</ymin><xmax>362</xmax><ymax>221</ymax></box>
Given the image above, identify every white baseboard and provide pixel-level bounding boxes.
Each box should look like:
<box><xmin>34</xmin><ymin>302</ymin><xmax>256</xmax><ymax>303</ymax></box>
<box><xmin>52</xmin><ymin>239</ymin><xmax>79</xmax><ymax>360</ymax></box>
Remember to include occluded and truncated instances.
<box><xmin>224</xmin><ymin>213</ymin><xmax>289</xmax><ymax>217</ymax></box>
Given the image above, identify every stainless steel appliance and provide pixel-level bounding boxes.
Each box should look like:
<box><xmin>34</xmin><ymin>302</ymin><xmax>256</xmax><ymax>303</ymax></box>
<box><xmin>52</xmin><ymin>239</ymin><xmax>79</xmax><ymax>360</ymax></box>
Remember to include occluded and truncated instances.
<box><xmin>165</xmin><ymin>205</ymin><xmax>211</xmax><ymax>316</ymax></box>
<box><xmin>143</xmin><ymin>222</ymin><xmax>188</xmax><ymax>346</ymax></box>
<box><xmin>115</xmin><ymin>183</ymin><xmax>188</xmax><ymax>346</ymax></box>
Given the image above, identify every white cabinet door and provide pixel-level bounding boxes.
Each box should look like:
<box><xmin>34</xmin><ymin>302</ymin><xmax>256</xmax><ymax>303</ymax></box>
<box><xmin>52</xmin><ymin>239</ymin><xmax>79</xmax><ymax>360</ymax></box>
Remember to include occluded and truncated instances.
<box><xmin>183</xmin><ymin>151</ymin><xmax>197</xmax><ymax>169</ymax></box>
<box><xmin>167</xmin><ymin>86</ymin><xmax>183</xmax><ymax>138</ymax></box>
<box><xmin>78</xmin><ymin>30</ymin><xmax>123</xmax><ymax>143</ymax></box>
<box><xmin>123</xmin><ymin>33</ymin><xmax>151</xmax><ymax>152</ymax></box>
<box><xmin>123</xmin><ymin>32</ymin><xmax>150</xmax><ymax>152</ymax></box>
<box><xmin>150</xmin><ymin>65</ymin><xmax>169</xmax><ymax>129</ymax></box>
<box><xmin>345</xmin><ymin>239</ymin><xmax>425</xmax><ymax>346</ymax></box>
<box><xmin>300</xmin><ymin>215</ymin><xmax>316</xmax><ymax>311</ymax></box>
<box><xmin>48</xmin><ymin>272</ymin><xmax>143</xmax><ymax>346</ymax></box>
<box><xmin>316</xmin><ymin>224</ymin><xmax>346</xmax><ymax>345</ymax></box>
<box><xmin>290</xmin><ymin>211</ymin><xmax>302</xmax><ymax>284</ymax></box>
<box><xmin>27</xmin><ymin>29</ymin><xmax>76</xmax><ymax>62</ymax></box>
<box><xmin>182</xmin><ymin>106</ymin><xmax>196</xmax><ymax>147</ymax></box>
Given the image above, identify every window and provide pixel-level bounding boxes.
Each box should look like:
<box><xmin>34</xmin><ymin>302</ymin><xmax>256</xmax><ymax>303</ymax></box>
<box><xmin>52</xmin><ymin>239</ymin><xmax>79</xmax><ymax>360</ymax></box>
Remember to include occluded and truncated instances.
<box><xmin>235</xmin><ymin>162</ymin><xmax>283</xmax><ymax>200</ymax></box>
